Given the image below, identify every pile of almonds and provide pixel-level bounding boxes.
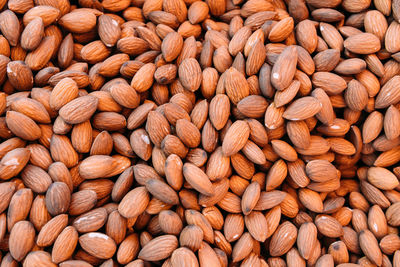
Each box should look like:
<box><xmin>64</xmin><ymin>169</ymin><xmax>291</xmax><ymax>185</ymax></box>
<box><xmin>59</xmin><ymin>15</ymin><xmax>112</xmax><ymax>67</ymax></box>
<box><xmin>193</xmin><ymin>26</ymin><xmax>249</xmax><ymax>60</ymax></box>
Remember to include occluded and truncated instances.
<box><xmin>0</xmin><ymin>0</ymin><xmax>400</xmax><ymax>266</ymax></box>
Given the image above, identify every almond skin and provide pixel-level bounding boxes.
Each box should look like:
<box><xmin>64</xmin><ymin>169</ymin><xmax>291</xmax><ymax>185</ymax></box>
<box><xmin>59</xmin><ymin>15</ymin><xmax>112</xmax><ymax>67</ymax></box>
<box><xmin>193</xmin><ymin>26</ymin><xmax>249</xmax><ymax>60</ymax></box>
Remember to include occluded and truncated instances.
<box><xmin>50</xmin><ymin>77</ymin><xmax>79</xmax><ymax>111</ymax></box>
<box><xmin>344</xmin><ymin>33</ymin><xmax>381</xmax><ymax>54</ymax></box>
<box><xmin>283</xmin><ymin>96</ymin><xmax>322</xmax><ymax>121</ymax></box>
<box><xmin>20</xmin><ymin>17</ymin><xmax>44</xmax><ymax>51</ymax></box>
<box><xmin>306</xmin><ymin>160</ymin><xmax>338</xmax><ymax>182</ymax></box>
<box><xmin>138</xmin><ymin>235</ymin><xmax>178</xmax><ymax>261</ymax></box>
<box><xmin>52</xmin><ymin>225</ymin><xmax>78</xmax><ymax>263</ymax></box>
<box><xmin>45</xmin><ymin>182</ymin><xmax>71</xmax><ymax>216</ymax></box>
<box><xmin>222</xmin><ymin>120</ymin><xmax>250</xmax><ymax>156</ymax></box>
<box><xmin>9</xmin><ymin>221</ymin><xmax>35</xmax><ymax>261</ymax></box>
<box><xmin>375</xmin><ymin>75</ymin><xmax>400</xmax><ymax>108</ymax></box>
<box><xmin>79</xmin><ymin>232</ymin><xmax>117</xmax><ymax>259</ymax></box>
<box><xmin>59</xmin><ymin>10</ymin><xmax>97</xmax><ymax>34</ymax></box>
<box><xmin>269</xmin><ymin>222</ymin><xmax>298</xmax><ymax>256</ymax></box>
<box><xmin>367</xmin><ymin>167</ymin><xmax>399</xmax><ymax>190</ymax></box>
<box><xmin>59</xmin><ymin>95</ymin><xmax>98</xmax><ymax>124</ymax></box>
<box><xmin>118</xmin><ymin>186</ymin><xmax>150</xmax><ymax>218</ymax></box>
<box><xmin>183</xmin><ymin>163</ymin><xmax>214</xmax><ymax>196</ymax></box>
<box><xmin>6</xmin><ymin>111</ymin><xmax>41</xmax><ymax>141</ymax></box>
<box><xmin>98</xmin><ymin>14</ymin><xmax>121</xmax><ymax>47</ymax></box>
<box><xmin>271</xmin><ymin>45</ymin><xmax>298</xmax><ymax>91</ymax></box>
<box><xmin>162</xmin><ymin>32</ymin><xmax>183</xmax><ymax>62</ymax></box>
<box><xmin>179</xmin><ymin>58</ymin><xmax>202</xmax><ymax>92</ymax></box>
<box><xmin>0</xmin><ymin>10</ymin><xmax>20</xmax><ymax>46</ymax></box>
<box><xmin>37</xmin><ymin>214</ymin><xmax>68</xmax><ymax>247</ymax></box>
<box><xmin>10</xmin><ymin>97</ymin><xmax>50</xmax><ymax>124</ymax></box>
<box><xmin>25</xmin><ymin>36</ymin><xmax>57</xmax><ymax>71</ymax></box>
<box><xmin>224</xmin><ymin>67</ymin><xmax>250</xmax><ymax>104</ymax></box>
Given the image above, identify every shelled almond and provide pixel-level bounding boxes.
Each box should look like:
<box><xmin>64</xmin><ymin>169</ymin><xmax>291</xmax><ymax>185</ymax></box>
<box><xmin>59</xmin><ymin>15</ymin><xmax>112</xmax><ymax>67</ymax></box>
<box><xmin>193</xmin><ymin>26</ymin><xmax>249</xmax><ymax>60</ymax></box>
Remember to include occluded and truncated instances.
<box><xmin>0</xmin><ymin>0</ymin><xmax>399</xmax><ymax>266</ymax></box>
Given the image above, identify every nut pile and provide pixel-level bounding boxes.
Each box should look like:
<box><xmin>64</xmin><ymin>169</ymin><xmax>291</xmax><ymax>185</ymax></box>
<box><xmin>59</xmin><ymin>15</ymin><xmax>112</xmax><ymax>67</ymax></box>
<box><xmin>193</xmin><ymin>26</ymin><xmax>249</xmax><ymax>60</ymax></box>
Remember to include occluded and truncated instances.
<box><xmin>0</xmin><ymin>0</ymin><xmax>400</xmax><ymax>266</ymax></box>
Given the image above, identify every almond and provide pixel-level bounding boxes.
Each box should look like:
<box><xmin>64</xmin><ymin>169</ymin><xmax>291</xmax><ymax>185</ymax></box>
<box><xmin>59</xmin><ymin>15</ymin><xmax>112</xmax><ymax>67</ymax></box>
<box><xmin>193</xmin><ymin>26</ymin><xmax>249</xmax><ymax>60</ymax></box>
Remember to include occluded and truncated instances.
<box><xmin>375</xmin><ymin>75</ymin><xmax>400</xmax><ymax>108</ymax></box>
<box><xmin>81</xmin><ymin>41</ymin><xmax>111</xmax><ymax>64</ymax></box>
<box><xmin>118</xmin><ymin>186</ymin><xmax>149</xmax><ymax>218</ymax></box>
<box><xmin>178</xmin><ymin>58</ymin><xmax>202</xmax><ymax>92</ymax></box>
<box><xmin>23</xmin><ymin>5</ymin><xmax>60</xmax><ymax>26</ymax></box>
<box><xmin>269</xmin><ymin>17</ymin><xmax>294</xmax><ymax>42</ymax></box>
<box><xmin>131</xmin><ymin>63</ymin><xmax>156</xmax><ymax>92</ymax></box>
<box><xmin>6</xmin><ymin>111</ymin><xmax>41</xmax><ymax>141</ymax></box>
<box><xmin>51</xmin><ymin>226</ymin><xmax>78</xmax><ymax>263</ymax></box>
<box><xmin>79</xmin><ymin>232</ymin><xmax>117</xmax><ymax>259</ymax></box>
<box><xmin>45</xmin><ymin>182</ymin><xmax>71</xmax><ymax>216</ymax></box>
<box><xmin>162</xmin><ymin>32</ymin><xmax>183</xmax><ymax>62</ymax></box>
<box><xmin>271</xmin><ymin>45</ymin><xmax>298</xmax><ymax>91</ymax></box>
<box><xmin>138</xmin><ymin>235</ymin><xmax>178</xmax><ymax>261</ymax></box>
<box><xmin>98</xmin><ymin>14</ymin><xmax>121</xmax><ymax>47</ymax></box>
<box><xmin>50</xmin><ymin>135</ymin><xmax>79</xmax><ymax>168</ymax></box>
<box><xmin>297</xmin><ymin>222</ymin><xmax>318</xmax><ymax>260</ymax></box>
<box><xmin>24</xmin><ymin>251</ymin><xmax>56</xmax><ymax>267</ymax></box>
<box><xmin>224</xmin><ymin>67</ymin><xmax>250</xmax><ymax>104</ymax></box>
<box><xmin>359</xmin><ymin>230</ymin><xmax>383</xmax><ymax>266</ymax></box>
<box><xmin>232</xmin><ymin>232</ymin><xmax>254</xmax><ymax>262</ymax></box>
<box><xmin>283</xmin><ymin>96</ymin><xmax>322</xmax><ymax>120</ymax></box>
<box><xmin>11</xmin><ymin>97</ymin><xmax>50</xmax><ymax>124</ymax></box>
<box><xmin>312</xmin><ymin>72</ymin><xmax>347</xmax><ymax>95</ymax></box>
<box><xmin>306</xmin><ymin>159</ymin><xmax>338</xmax><ymax>182</ymax></box>
<box><xmin>315</xmin><ymin>214</ymin><xmax>343</xmax><ymax>238</ymax></box>
<box><xmin>362</xmin><ymin>111</ymin><xmax>383</xmax><ymax>143</ymax></box>
<box><xmin>0</xmin><ymin>182</ymin><xmax>16</xmax><ymax>213</ymax></box>
<box><xmin>73</xmin><ymin>208</ymin><xmax>107</xmax><ymax>233</ymax></box>
<box><xmin>269</xmin><ymin>222</ymin><xmax>298</xmax><ymax>256</ymax></box>
<box><xmin>171</xmin><ymin>247</ymin><xmax>199</xmax><ymax>266</ymax></box>
<box><xmin>37</xmin><ymin>214</ymin><xmax>68</xmax><ymax>247</ymax></box>
<box><xmin>183</xmin><ymin>163</ymin><xmax>214</xmax><ymax>196</ymax></box>
<box><xmin>176</xmin><ymin>119</ymin><xmax>201</xmax><ymax>148</ymax></box>
<box><xmin>21</xmin><ymin>164</ymin><xmax>52</xmax><ymax>193</ymax></box>
<box><xmin>344</xmin><ymin>79</ymin><xmax>368</xmax><ymax>111</ymax></box>
<box><xmin>229</xmin><ymin>26</ymin><xmax>252</xmax><ymax>56</ymax></box>
<box><xmin>222</xmin><ymin>120</ymin><xmax>250</xmax><ymax>156</ymax></box>
<box><xmin>384</xmin><ymin>105</ymin><xmax>400</xmax><ymax>140</ymax></box>
<box><xmin>296</xmin><ymin>19</ymin><xmax>318</xmax><ymax>53</ymax></box>
<box><xmin>237</xmin><ymin>95</ymin><xmax>268</xmax><ymax>118</ymax></box>
<box><xmin>344</xmin><ymin>33</ymin><xmax>381</xmax><ymax>54</ymax></box>
<box><xmin>9</xmin><ymin>221</ymin><xmax>35</xmax><ymax>261</ymax></box>
<box><xmin>59</xmin><ymin>95</ymin><xmax>98</xmax><ymax>124</ymax></box>
<box><xmin>25</xmin><ymin>36</ymin><xmax>56</xmax><ymax>71</ymax></box>
<box><xmin>7</xmin><ymin>188</ymin><xmax>33</xmax><ymax>231</ymax></box>
<box><xmin>367</xmin><ymin>167</ymin><xmax>399</xmax><ymax>190</ymax></box>
<box><xmin>0</xmin><ymin>10</ymin><xmax>20</xmax><ymax>46</ymax></box>
<box><xmin>20</xmin><ymin>17</ymin><xmax>44</xmax><ymax>51</ymax></box>
<box><xmin>59</xmin><ymin>10</ymin><xmax>97</xmax><ymax>33</ymax></box>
